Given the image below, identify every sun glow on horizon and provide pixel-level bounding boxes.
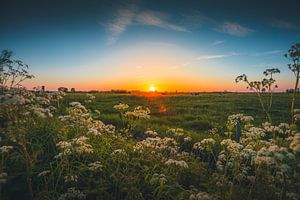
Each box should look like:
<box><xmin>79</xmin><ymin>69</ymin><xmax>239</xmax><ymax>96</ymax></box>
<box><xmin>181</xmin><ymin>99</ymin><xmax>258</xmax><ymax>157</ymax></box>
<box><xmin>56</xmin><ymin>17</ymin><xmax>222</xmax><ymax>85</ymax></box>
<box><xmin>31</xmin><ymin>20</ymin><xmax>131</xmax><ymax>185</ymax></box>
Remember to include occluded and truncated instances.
<box><xmin>149</xmin><ymin>85</ymin><xmax>156</xmax><ymax>92</ymax></box>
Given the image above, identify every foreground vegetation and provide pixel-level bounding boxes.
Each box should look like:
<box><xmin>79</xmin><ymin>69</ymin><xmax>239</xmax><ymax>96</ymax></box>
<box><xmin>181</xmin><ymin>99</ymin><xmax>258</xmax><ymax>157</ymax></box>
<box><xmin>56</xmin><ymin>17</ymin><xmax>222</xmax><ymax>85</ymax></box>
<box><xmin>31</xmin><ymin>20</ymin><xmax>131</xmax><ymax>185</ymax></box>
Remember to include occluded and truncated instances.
<box><xmin>1</xmin><ymin>91</ymin><xmax>300</xmax><ymax>200</ymax></box>
<box><xmin>0</xmin><ymin>44</ymin><xmax>300</xmax><ymax>200</ymax></box>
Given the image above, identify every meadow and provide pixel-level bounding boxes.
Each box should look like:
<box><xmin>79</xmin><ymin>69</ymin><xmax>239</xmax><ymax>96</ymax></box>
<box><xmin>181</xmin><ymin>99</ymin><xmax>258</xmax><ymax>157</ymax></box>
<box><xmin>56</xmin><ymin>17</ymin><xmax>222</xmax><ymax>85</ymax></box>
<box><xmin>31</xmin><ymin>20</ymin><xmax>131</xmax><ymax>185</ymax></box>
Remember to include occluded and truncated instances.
<box><xmin>1</xmin><ymin>46</ymin><xmax>300</xmax><ymax>200</ymax></box>
<box><xmin>65</xmin><ymin>92</ymin><xmax>294</xmax><ymax>134</ymax></box>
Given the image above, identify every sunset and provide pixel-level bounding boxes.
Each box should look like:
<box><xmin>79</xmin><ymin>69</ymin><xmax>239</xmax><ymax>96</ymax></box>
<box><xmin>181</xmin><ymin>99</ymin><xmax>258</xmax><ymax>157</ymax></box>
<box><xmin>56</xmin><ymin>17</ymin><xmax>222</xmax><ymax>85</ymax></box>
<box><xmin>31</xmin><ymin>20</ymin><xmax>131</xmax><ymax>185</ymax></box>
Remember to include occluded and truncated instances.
<box><xmin>1</xmin><ymin>0</ymin><xmax>299</xmax><ymax>92</ymax></box>
<box><xmin>1</xmin><ymin>0</ymin><xmax>300</xmax><ymax>199</ymax></box>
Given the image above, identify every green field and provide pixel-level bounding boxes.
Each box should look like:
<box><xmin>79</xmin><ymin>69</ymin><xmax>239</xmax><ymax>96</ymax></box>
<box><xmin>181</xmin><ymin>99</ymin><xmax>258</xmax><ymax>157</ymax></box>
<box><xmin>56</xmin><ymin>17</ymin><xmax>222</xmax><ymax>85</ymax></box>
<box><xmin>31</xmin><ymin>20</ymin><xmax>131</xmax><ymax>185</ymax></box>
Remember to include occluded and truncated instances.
<box><xmin>64</xmin><ymin>93</ymin><xmax>295</xmax><ymax>134</ymax></box>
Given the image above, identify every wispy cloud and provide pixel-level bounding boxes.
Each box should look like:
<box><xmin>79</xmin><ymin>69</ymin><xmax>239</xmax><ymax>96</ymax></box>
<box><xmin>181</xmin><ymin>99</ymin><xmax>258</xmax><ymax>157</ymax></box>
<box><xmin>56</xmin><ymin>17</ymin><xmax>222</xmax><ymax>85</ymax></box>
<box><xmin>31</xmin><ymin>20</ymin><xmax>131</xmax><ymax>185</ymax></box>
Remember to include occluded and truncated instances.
<box><xmin>212</xmin><ymin>40</ymin><xmax>225</xmax><ymax>46</ymax></box>
<box><xmin>195</xmin><ymin>52</ymin><xmax>238</xmax><ymax>60</ymax></box>
<box><xmin>270</xmin><ymin>19</ymin><xmax>299</xmax><ymax>29</ymax></box>
<box><xmin>181</xmin><ymin>10</ymin><xmax>217</xmax><ymax>26</ymax></box>
<box><xmin>174</xmin><ymin>49</ymin><xmax>281</xmax><ymax>70</ymax></box>
<box><xmin>195</xmin><ymin>54</ymin><xmax>227</xmax><ymax>60</ymax></box>
<box><xmin>106</xmin><ymin>6</ymin><xmax>136</xmax><ymax>45</ymax></box>
<box><xmin>216</xmin><ymin>22</ymin><xmax>254</xmax><ymax>37</ymax></box>
<box><xmin>182</xmin><ymin>10</ymin><xmax>255</xmax><ymax>37</ymax></box>
<box><xmin>104</xmin><ymin>6</ymin><xmax>188</xmax><ymax>44</ymax></box>
<box><xmin>136</xmin><ymin>10</ymin><xmax>188</xmax><ymax>32</ymax></box>
<box><xmin>194</xmin><ymin>50</ymin><xmax>282</xmax><ymax>61</ymax></box>
<box><xmin>250</xmin><ymin>50</ymin><xmax>283</xmax><ymax>56</ymax></box>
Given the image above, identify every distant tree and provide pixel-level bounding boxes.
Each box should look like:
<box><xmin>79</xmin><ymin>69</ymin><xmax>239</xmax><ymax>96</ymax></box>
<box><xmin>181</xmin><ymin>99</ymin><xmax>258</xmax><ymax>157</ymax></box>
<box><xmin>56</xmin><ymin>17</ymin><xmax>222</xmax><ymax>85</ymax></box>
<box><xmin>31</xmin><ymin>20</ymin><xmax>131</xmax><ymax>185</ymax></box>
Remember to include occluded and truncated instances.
<box><xmin>0</xmin><ymin>50</ymin><xmax>34</xmax><ymax>92</ymax></box>
<box><xmin>58</xmin><ymin>87</ymin><xmax>68</xmax><ymax>93</ymax></box>
<box><xmin>71</xmin><ymin>88</ymin><xmax>76</xmax><ymax>93</ymax></box>
<box><xmin>236</xmin><ymin>68</ymin><xmax>280</xmax><ymax>122</ymax></box>
<box><xmin>285</xmin><ymin>43</ymin><xmax>300</xmax><ymax>123</ymax></box>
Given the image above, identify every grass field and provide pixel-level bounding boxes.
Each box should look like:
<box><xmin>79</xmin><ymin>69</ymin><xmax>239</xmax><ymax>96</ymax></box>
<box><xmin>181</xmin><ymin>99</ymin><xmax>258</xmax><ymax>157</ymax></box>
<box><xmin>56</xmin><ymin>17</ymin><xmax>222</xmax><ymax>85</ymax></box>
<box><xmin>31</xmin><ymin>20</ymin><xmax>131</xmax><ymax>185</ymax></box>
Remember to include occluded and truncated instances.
<box><xmin>64</xmin><ymin>92</ymin><xmax>295</xmax><ymax>134</ymax></box>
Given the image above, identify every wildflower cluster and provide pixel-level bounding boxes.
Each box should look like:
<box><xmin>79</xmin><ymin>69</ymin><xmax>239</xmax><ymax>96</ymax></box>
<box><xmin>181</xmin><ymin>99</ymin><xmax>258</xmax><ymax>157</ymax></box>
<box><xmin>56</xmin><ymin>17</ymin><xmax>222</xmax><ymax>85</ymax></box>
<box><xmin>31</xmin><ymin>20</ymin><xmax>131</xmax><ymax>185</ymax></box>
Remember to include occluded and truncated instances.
<box><xmin>149</xmin><ymin>173</ymin><xmax>167</xmax><ymax>185</ymax></box>
<box><xmin>124</xmin><ymin>106</ymin><xmax>150</xmax><ymax>119</ymax></box>
<box><xmin>134</xmin><ymin>136</ymin><xmax>179</xmax><ymax>155</ymax></box>
<box><xmin>290</xmin><ymin>133</ymin><xmax>300</xmax><ymax>153</ymax></box>
<box><xmin>167</xmin><ymin>128</ymin><xmax>184</xmax><ymax>136</ymax></box>
<box><xmin>113</xmin><ymin>103</ymin><xmax>129</xmax><ymax>111</ymax></box>
<box><xmin>189</xmin><ymin>192</ymin><xmax>211</xmax><ymax>200</ymax></box>
<box><xmin>84</xmin><ymin>93</ymin><xmax>95</xmax><ymax>103</ymax></box>
<box><xmin>193</xmin><ymin>138</ymin><xmax>215</xmax><ymax>151</ymax></box>
<box><xmin>58</xmin><ymin>187</ymin><xmax>86</xmax><ymax>200</ymax></box>
<box><xmin>56</xmin><ymin>136</ymin><xmax>94</xmax><ymax>158</ymax></box>
<box><xmin>164</xmin><ymin>158</ymin><xmax>189</xmax><ymax>168</ymax></box>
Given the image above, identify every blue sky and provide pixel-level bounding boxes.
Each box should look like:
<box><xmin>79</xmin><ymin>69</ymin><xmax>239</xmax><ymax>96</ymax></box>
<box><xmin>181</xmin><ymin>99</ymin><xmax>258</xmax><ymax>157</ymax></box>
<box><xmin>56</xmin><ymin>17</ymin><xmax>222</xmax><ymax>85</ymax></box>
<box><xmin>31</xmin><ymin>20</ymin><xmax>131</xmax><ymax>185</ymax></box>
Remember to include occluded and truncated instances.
<box><xmin>1</xmin><ymin>0</ymin><xmax>300</xmax><ymax>91</ymax></box>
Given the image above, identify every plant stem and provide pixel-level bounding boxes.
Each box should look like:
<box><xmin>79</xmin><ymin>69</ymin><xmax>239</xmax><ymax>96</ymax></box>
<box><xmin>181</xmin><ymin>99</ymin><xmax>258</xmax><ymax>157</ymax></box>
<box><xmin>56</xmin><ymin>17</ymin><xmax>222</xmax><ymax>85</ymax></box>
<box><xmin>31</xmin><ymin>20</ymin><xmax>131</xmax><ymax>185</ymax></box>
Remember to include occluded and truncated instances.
<box><xmin>257</xmin><ymin>92</ymin><xmax>272</xmax><ymax>123</ymax></box>
<box><xmin>291</xmin><ymin>70</ymin><xmax>299</xmax><ymax>124</ymax></box>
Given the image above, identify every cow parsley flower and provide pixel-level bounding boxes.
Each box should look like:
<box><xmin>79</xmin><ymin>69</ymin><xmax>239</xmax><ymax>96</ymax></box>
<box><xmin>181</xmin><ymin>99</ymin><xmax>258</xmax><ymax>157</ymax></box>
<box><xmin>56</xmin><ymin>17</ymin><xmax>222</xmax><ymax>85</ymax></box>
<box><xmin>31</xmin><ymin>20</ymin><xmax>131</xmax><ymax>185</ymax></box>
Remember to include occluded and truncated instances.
<box><xmin>184</xmin><ymin>136</ymin><xmax>192</xmax><ymax>142</ymax></box>
<box><xmin>64</xmin><ymin>175</ymin><xmax>78</xmax><ymax>183</ymax></box>
<box><xmin>58</xmin><ymin>187</ymin><xmax>86</xmax><ymax>200</ymax></box>
<box><xmin>0</xmin><ymin>145</ymin><xmax>13</xmax><ymax>154</ymax></box>
<box><xmin>165</xmin><ymin>159</ymin><xmax>188</xmax><ymax>168</ymax></box>
<box><xmin>189</xmin><ymin>192</ymin><xmax>211</xmax><ymax>200</ymax></box>
<box><xmin>38</xmin><ymin>170</ymin><xmax>51</xmax><ymax>177</ymax></box>
<box><xmin>193</xmin><ymin>138</ymin><xmax>215</xmax><ymax>151</ymax></box>
<box><xmin>168</xmin><ymin>128</ymin><xmax>184</xmax><ymax>136</ymax></box>
<box><xmin>144</xmin><ymin>129</ymin><xmax>158</xmax><ymax>137</ymax></box>
<box><xmin>113</xmin><ymin>103</ymin><xmax>129</xmax><ymax>111</ymax></box>
<box><xmin>150</xmin><ymin>173</ymin><xmax>167</xmax><ymax>185</ymax></box>
<box><xmin>88</xmin><ymin>161</ymin><xmax>103</xmax><ymax>171</ymax></box>
<box><xmin>290</xmin><ymin>133</ymin><xmax>300</xmax><ymax>153</ymax></box>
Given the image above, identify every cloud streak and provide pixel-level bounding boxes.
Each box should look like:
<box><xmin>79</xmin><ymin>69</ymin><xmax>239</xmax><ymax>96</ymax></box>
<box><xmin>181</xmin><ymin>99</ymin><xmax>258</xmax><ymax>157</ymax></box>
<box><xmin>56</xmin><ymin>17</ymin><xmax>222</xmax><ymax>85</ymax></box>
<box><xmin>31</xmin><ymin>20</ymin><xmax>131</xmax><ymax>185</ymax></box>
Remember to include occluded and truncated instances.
<box><xmin>195</xmin><ymin>54</ymin><xmax>229</xmax><ymax>60</ymax></box>
<box><xmin>270</xmin><ymin>19</ymin><xmax>299</xmax><ymax>29</ymax></box>
<box><xmin>105</xmin><ymin>7</ymin><xmax>188</xmax><ymax>44</ymax></box>
<box><xmin>251</xmin><ymin>50</ymin><xmax>283</xmax><ymax>56</ymax></box>
<box><xmin>216</xmin><ymin>22</ymin><xmax>254</xmax><ymax>37</ymax></box>
<box><xmin>136</xmin><ymin>10</ymin><xmax>188</xmax><ymax>32</ymax></box>
<box><xmin>106</xmin><ymin>6</ymin><xmax>136</xmax><ymax>45</ymax></box>
<box><xmin>212</xmin><ymin>40</ymin><xmax>225</xmax><ymax>46</ymax></box>
<box><xmin>186</xmin><ymin>50</ymin><xmax>282</xmax><ymax>65</ymax></box>
<box><xmin>182</xmin><ymin>11</ymin><xmax>255</xmax><ymax>37</ymax></box>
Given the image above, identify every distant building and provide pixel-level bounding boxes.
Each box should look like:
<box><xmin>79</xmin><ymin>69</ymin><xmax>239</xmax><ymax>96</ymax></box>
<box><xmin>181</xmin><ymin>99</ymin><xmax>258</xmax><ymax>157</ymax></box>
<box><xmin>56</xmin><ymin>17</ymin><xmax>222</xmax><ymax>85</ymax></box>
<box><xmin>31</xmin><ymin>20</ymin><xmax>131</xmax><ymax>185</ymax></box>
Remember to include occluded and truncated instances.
<box><xmin>41</xmin><ymin>86</ymin><xmax>45</xmax><ymax>92</ymax></box>
<box><xmin>286</xmin><ymin>88</ymin><xmax>300</xmax><ymax>93</ymax></box>
<box><xmin>191</xmin><ymin>92</ymin><xmax>200</xmax><ymax>96</ymax></box>
<box><xmin>70</xmin><ymin>88</ymin><xmax>76</xmax><ymax>93</ymax></box>
<box><xmin>111</xmin><ymin>89</ymin><xmax>128</xmax><ymax>94</ymax></box>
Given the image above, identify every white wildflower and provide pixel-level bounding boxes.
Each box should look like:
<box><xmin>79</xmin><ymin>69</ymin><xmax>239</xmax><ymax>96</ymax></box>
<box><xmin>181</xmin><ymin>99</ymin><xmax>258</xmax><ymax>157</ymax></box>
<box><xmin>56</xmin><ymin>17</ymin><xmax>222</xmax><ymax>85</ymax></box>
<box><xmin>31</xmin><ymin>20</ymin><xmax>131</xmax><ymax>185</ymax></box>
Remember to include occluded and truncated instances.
<box><xmin>168</xmin><ymin>128</ymin><xmax>184</xmax><ymax>136</ymax></box>
<box><xmin>64</xmin><ymin>175</ymin><xmax>78</xmax><ymax>183</ymax></box>
<box><xmin>58</xmin><ymin>187</ymin><xmax>86</xmax><ymax>200</ymax></box>
<box><xmin>38</xmin><ymin>170</ymin><xmax>51</xmax><ymax>177</ymax></box>
<box><xmin>0</xmin><ymin>145</ymin><xmax>13</xmax><ymax>154</ymax></box>
<box><xmin>290</xmin><ymin>133</ymin><xmax>300</xmax><ymax>153</ymax></box>
<box><xmin>165</xmin><ymin>159</ymin><xmax>188</xmax><ymax>168</ymax></box>
<box><xmin>150</xmin><ymin>173</ymin><xmax>167</xmax><ymax>185</ymax></box>
<box><xmin>184</xmin><ymin>136</ymin><xmax>192</xmax><ymax>142</ymax></box>
<box><xmin>88</xmin><ymin>161</ymin><xmax>103</xmax><ymax>171</ymax></box>
<box><xmin>189</xmin><ymin>192</ymin><xmax>211</xmax><ymax>200</ymax></box>
<box><xmin>193</xmin><ymin>138</ymin><xmax>215</xmax><ymax>151</ymax></box>
<box><xmin>124</xmin><ymin>106</ymin><xmax>150</xmax><ymax>119</ymax></box>
<box><xmin>113</xmin><ymin>103</ymin><xmax>129</xmax><ymax>111</ymax></box>
<box><xmin>144</xmin><ymin>129</ymin><xmax>158</xmax><ymax>137</ymax></box>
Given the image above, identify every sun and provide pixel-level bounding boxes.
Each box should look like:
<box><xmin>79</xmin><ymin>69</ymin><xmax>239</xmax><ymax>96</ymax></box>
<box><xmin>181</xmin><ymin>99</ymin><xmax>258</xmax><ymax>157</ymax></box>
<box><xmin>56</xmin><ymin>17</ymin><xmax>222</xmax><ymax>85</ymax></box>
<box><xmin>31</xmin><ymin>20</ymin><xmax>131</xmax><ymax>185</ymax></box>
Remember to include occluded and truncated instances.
<box><xmin>149</xmin><ymin>85</ymin><xmax>156</xmax><ymax>92</ymax></box>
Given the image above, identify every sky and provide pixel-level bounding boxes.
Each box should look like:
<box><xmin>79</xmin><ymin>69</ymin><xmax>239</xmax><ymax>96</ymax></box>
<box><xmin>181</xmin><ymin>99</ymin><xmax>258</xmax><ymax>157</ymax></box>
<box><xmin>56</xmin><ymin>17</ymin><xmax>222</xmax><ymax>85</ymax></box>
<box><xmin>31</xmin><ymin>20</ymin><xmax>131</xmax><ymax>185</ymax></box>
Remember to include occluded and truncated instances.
<box><xmin>1</xmin><ymin>0</ymin><xmax>300</xmax><ymax>92</ymax></box>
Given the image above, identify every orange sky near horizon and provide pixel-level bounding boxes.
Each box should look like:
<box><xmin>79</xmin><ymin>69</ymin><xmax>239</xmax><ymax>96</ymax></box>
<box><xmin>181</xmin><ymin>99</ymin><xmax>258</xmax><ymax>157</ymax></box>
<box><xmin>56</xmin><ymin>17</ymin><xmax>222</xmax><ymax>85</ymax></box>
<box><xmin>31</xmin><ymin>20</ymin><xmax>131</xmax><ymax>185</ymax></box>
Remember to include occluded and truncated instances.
<box><xmin>21</xmin><ymin>42</ymin><xmax>295</xmax><ymax>92</ymax></box>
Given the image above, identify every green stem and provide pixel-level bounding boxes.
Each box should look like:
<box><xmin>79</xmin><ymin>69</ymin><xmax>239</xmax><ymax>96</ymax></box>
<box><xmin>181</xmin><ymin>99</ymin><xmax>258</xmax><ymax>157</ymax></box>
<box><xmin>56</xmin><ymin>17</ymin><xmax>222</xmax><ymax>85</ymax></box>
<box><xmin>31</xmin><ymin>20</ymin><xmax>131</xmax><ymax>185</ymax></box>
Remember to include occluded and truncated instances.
<box><xmin>291</xmin><ymin>71</ymin><xmax>299</xmax><ymax>124</ymax></box>
<box><xmin>257</xmin><ymin>92</ymin><xmax>272</xmax><ymax>123</ymax></box>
